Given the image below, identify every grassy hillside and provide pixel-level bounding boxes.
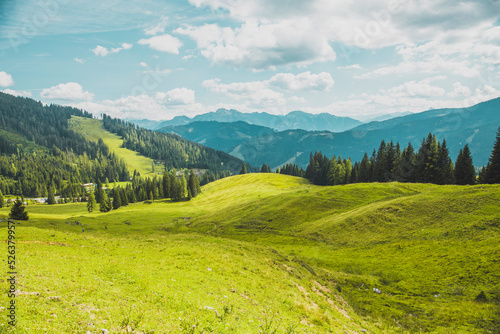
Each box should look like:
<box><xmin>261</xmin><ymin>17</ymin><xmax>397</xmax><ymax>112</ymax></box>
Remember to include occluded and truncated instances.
<box><xmin>69</xmin><ymin>116</ymin><xmax>160</xmax><ymax>178</ymax></box>
<box><xmin>1</xmin><ymin>174</ymin><xmax>499</xmax><ymax>333</ymax></box>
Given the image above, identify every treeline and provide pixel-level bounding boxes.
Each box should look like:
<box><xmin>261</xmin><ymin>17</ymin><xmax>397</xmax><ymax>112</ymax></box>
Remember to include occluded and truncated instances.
<box><xmin>303</xmin><ymin>130</ymin><xmax>500</xmax><ymax>186</ymax></box>
<box><xmin>93</xmin><ymin>169</ymin><xmax>202</xmax><ymax>212</ymax></box>
<box><xmin>0</xmin><ymin>150</ymin><xmax>128</xmax><ymax>197</ymax></box>
<box><xmin>102</xmin><ymin>115</ymin><xmax>243</xmax><ymax>174</ymax></box>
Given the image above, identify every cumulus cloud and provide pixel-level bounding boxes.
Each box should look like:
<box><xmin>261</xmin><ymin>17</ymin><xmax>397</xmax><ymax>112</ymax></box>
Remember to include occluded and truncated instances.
<box><xmin>74</xmin><ymin>58</ymin><xmax>86</xmax><ymax>64</ymax></box>
<box><xmin>0</xmin><ymin>71</ymin><xmax>14</xmax><ymax>87</ymax></box>
<box><xmin>138</xmin><ymin>34</ymin><xmax>182</xmax><ymax>54</ymax></box>
<box><xmin>202</xmin><ymin>71</ymin><xmax>333</xmax><ymax>110</ymax></box>
<box><xmin>175</xmin><ymin>19</ymin><xmax>336</xmax><ymax>69</ymax></box>
<box><xmin>144</xmin><ymin>16</ymin><xmax>169</xmax><ymax>36</ymax></box>
<box><xmin>41</xmin><ymin>82</ymin><xmax>94</xmax><ymax>101</ymax></box>
<box><xmin>1</xmin><ymin>89</ymin><xmax>32</xmax><ymax>98</ymax></box>
<box><xmin>91</xmin><ymin>45</ymin><xmax>109</xmax><ymax>57</ymax></box>
<box><xmin>387</xmin><ymin>76</ymin><xmax>447</xmax><ymax>98</ymax></box>
<box><xmin>156</xmin><ymin>88</ymin><xmax>195</xmax><ymax>105</ymax></box>
<box><xmin>448</xmin><ymin>82</ymin><xmax>472</xmax><ymax>98</ymax></box>
<box><xmin>269</xmin><ymin>72</ymin><xmax>334</xmax><ymax>91</ymax></box>
<box><xmin>91</xmin><ymin>43</ymin><xmax>133</xmax><ymax>56</ymax></box>
<box><xmin>68</xmin><ymin>88</ymin><xmax>204</xmax><ymax>120</ymax></box>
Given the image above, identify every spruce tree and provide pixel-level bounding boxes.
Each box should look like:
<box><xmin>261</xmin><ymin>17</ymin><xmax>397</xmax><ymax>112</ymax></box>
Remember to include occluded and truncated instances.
<box><xmin>87</xmin><ymin>192</ymin><xmax>96</xmax><ymax>213</ymax></box>
<box><xmin>180</xmin><ymin>174</ymin><xmax>188</xmax><ymax>199</ymax></box>
<box><xmin>437</xmin><ymin>139</ymin><xmax>454</xmax><ymax>184</ymax></box>
<box><xmin>188</xmin><ymin>169</ymin><xmax>200</xmax><ymax>197</ymax></box>
<box><xmin>240</xmin><ymin>163</ymin><xmax>247</xmax><ymax>175</ymax></box>
<box><xmin>485</xmin><ymin>126</ymin><xmax>500</xmax><ymax>184</ymax></box>
<box><xmin>99</xmin><ymin>190</ymin><xmax>112</xmax><ymax>212</ymax></box>
<box><xmin>112</xmin><ymin>190</ymin><xmax>122</xmax><ymax>209</ymax></box>
<box><xmin>455</xmin><ymin>144</ymin><xmax>476</xmax><ymax>185</ymax></box>
<box><xmin>9</xmin><ymin>199</ymin><xmax>29</xmax><ymax>220</ymax></box>
<box><xmin>47</xmin><ymin>186</ymin><xmax>56</xmax><ymax>205</ymax></box>
<box><xmin>0</xmin><ymin>189</ymin><xmax>4</xmax><ymax>208</ymax></box>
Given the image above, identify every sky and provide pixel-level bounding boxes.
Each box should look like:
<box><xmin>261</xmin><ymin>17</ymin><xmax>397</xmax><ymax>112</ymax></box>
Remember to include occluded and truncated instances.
<box><xmin>0</xmin><ymin>0</ymin><xmax>499</xmax><ymax>121</ymax></box>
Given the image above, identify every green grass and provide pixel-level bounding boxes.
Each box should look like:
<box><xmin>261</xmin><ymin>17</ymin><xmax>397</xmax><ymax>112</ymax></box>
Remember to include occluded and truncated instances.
<box><xmin>1</xmin><ymin>174</ymin><xmax>499</xmax><ymax>333</ymax></box>
<box><xmin>69</xmin><ymin>116</ymin><xmax>162</xmax><ymax>178</ymax></box>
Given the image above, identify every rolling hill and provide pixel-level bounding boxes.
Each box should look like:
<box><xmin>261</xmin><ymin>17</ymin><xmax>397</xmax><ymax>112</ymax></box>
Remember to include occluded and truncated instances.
<box><xmin>2</xmin><ymin>173</ymin><xmax>499</xmax><ymax>333</ymax></box>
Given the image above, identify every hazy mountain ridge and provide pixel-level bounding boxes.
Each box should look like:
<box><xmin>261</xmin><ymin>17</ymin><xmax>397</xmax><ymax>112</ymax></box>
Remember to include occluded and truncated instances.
<box><xmin>163</xmin><ymin>97</ymin><xmax>500</xmax><ymax>169</ymax></box>
<box><xmin>131</xmin><ymin>108</ymin><xmax>363</xmax><ymax>133</ymax></box>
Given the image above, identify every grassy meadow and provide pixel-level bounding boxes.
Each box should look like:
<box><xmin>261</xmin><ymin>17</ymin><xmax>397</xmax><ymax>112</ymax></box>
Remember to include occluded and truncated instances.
<box><xmin>69</xmin><ymin>116</ymin><xmax>163</xmax><ymax>179</ymax></box>
<box><xmin>1</xmin><ymin>174</ymin><xmax>499</xmax><ymax>333</ymax></box>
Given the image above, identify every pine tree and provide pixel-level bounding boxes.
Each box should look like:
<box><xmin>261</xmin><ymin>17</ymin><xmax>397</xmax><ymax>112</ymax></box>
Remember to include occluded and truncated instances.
<box><xmin>437</xmin><ymin>139</ymin><xmax>454</xmax><ymax>184</ymax></box>
<box><xmin>240</xmin><ymin>163</ymin><xmax>247</xmax><ymax>175</ymax></box>
<box><xmin>180</xmin><ymin>174</ymin><xmax>188</xmax><ymax>199</ymax></box>
<box><xmin>87</xmin><ymin>192</ymin><xmax>96</xmax><ymax>213</ymax></box>
<box><xmin>170</xmin><ymin>174</ymin><xmax>180</xmax><ymax>200</ymax></box>
<box><xmin>9</xmin><ymin>199</ymin><xmax>29</xmax><ymax>220</ymax></box>
<box><xmin>485</xmin><ymin>126</ymin><xmax>500</xmax><ymax>184</ymax></box>
<box><xmin>188</xmin><ymin>169</ymin><xmax>201</xmax><ymax>197</ymax></box>
<box><xmin>112</xmin><ymin>190</ymin><xmax>122</xmax><ymax>209</ymax></box>
<box><xmin>0</xmin><ymin>189</ymin><xmax>4</xmax><ymax>208</ymax></box>
<box><xmin>99</xmin><ymin>190</ymin><xmax>112</xmax><ymax>212</ymax></box>
<box><xmin>47</xmin><ymin>186</ymin><xmax>56</xmax><ymax>205</ymax></box>
<box><xmin>455</xmin><ymin>144</ymin><xmax>476</xmax><ymax>185</ymax></box>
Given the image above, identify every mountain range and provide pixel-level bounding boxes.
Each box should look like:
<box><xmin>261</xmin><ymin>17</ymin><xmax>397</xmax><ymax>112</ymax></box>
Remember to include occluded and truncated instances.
<box><xmin>131</xmin><ymin>108</ymin><xmax>363</xmax><ymax>133</ymax></box>
<box><xmin>160</xmin><ymin>98</ymin><xmax>500</xmax><ymax>169</ymax></box>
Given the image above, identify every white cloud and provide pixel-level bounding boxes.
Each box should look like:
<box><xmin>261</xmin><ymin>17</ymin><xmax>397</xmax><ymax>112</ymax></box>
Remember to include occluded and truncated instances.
<box><xmin>156</xmin><ymin>88</ymin><xmax>196</xmax><ymax>105</ymax></box>
<box><xmin>41</xmin><ymin>82</ymin><xmax>94</xmax><ymax>101</ymax></box>
<box><xmin>91</xmin><ymin>43</ymin><xmax>132</xmax><ymax>56</ymax></box>
<box><xmin>139</xmin><ymin>62</ymin><xmax>148</xmax><ymax>67</ymax></box>
<box><xmin>71</xmin><ymin>89</ymin><xmax>204</xmax><ymax>120</ymax></box>
<box><xmin>1</xmin><ymin>89</ymin><xmax>32</xmax><ymax>98</ymax></box>
<box><xmin>0</xmin><ymin>71</ymin><xmax>14</xmax><ymax>87</ymax></box>
<box><xmin>144</xmin><ymin>16</ymin><xmax>169</xmax><ymax>36</ymax></box>
<box><xmin>338</xmin><ymin>64</ymin><xmax>363</xmax><ymax>70</ymax></box>
<box><xmin>74</xmin><ymin>58</ymin><xmax>86</xmax><ymax>64</ymax></box>
<box><xmin>387</xmin><ymin>76</ymin><xmax>447</xmax><ymax>98</ymax></box>
<box><xmin>91</xmin><ymin>45</ymin><xmax>109</xmax><ymax>57</ymax></box>
<box><xmin>448</xmin><ymin>82</ymin><xmax>472</xmax><ymax>98</ymax></box>
<box><xmin>175</xmin><ymin>19</ymin><xmax>336</xmax><ymax>69</ymax></box>
<box><xmin>138</xmin><ymin>34</ymin><xmax>182</xmax><ymax>54</ymax></box>
<box><xmin>269</xmin><ymin>72</ymin><xmax>334</xmax><ymax>91</ymax></box>
<box><xmin>203</xmin><ymin>78</ymin><xmax>286</xmax><ymax>110</ymax></box>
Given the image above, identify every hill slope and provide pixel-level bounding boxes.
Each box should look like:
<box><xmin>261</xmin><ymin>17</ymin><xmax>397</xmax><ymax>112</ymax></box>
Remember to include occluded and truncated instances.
<box><xmin>5</xmin><ymin>174</ymin><xmax>499</xmax><ymax>333</ymax></box>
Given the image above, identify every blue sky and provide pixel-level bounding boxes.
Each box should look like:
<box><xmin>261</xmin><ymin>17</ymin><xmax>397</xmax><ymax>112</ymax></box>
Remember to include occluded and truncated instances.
<box><xmin>0</xmin><ymin>0</ymin><xmax>499</xmax><ymax>121</ymax></box>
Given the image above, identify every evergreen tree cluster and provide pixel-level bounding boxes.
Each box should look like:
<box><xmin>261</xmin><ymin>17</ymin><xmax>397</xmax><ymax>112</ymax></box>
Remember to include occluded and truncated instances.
<box><xmin>305</xmin><ymin>133</ymin><xmax>480</xmax><ymax>186</ymax></box>
<box><xmin>98</xmin><ymin>169</ymin><xmax>203</xmax><ymax>212</ymax></box>
<box><xmin>260</xmin><ymin>164</ymin><xmax>272</xmax><ymax>173</ymax></box>
<box><xmin>101</xmin><ymin>115</ymin><xmax>244</xmax><ymax>174</ymax></box>
<box><xmin>479</xmin><ymin>126</ymin><xmax>500</xmax><ymax>184</ymax></box>
<box><xmin>277</xmin><ymin>163</ymin><xmax>305</xmax><ymax>177</ymax></box>
<box><xmin>200</xmin><ymin>170</ymin><xmax>231</xmax><ymax>186</ymax></box>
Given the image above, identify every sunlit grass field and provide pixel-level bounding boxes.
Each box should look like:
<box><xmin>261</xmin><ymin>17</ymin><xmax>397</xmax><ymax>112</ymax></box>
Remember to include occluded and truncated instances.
<box><xmin>1</xmin><ymin>174</ymin><xmax>499</xmax><ymax>333</ymax></box>
<box><xmin>69</xmin><ymin>116</ymin><xmax>162</xmax><ymax>179</ymax></box>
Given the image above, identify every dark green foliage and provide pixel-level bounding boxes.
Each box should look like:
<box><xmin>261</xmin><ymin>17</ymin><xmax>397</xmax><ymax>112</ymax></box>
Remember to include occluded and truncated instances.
<box><xmin>455</xmin><ymin>144</ymin><xmax>476</xmax><ymax>185</ymax></box>
<box><xmin>306</xmin><ymin>133</ymin><xmax>458</xmax><ymax>186</ymax></box>
<box><xmin>87</xmin><ymin>192</ymin><xmax>96</xmax><ymax>212</ymax></box>
<box><xmin>99</xmin><ymin>190</ymin><xmax>112</xmax><ymax>212</ymax></box>
<box><xmin>162</xmin><ymin>172</ymin><xmax>171</xmax><ymax>198</ymax></box>
<box><xmin>260</xmin><ymin>163</ymin><xmax>272</xmax><ymax>173</ymax></box>
<box><xmin>0</xmin><ymin>93</ymin><xmax>129</xmax><ymax>196</ymax></box>
<box><xmin>47</xmin><ymin>187</ymin><xmax>56</xmax><ymax>205</ymax></box>
<box><xmin>112</xmin><ymin>190</ymin><xmax>122</xmax><ymax>210</ymax></box>
<box><xmin>475</xmin><ymin>291</ymin><xmax>488</xmax><ymax>303</ymax></box>
<box><xmin>279</xmin><ymin>163</ymin><xmax>305</xmax><ymax>177</ymax></box>
<box><xmin>9</xmin><ymin>198</ymin><xmax>29</xmax><ymax>220</ymax></box>
<box><xmin>188</xmin><ymin>170</ymin><xmax>201</xmax><ymax>198</ymax></box>
<box><xmin>0</xmin><ymin>189</ymin><xmax>4</xmax><ymax>208</ymax></box>
<box><xmin>102</xmin><ymin>114</ymin><xmax>243</xmax><ymax>174</ymax></box>
<box><xmin>485</xmin><ymin>127</ymin><xmax>500</xmax><ymax>184</ymax></box>
<box><xmin>240</xmin><ymin>163</ymin><xmax>247</xmax><ymax>175</ymax></box>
